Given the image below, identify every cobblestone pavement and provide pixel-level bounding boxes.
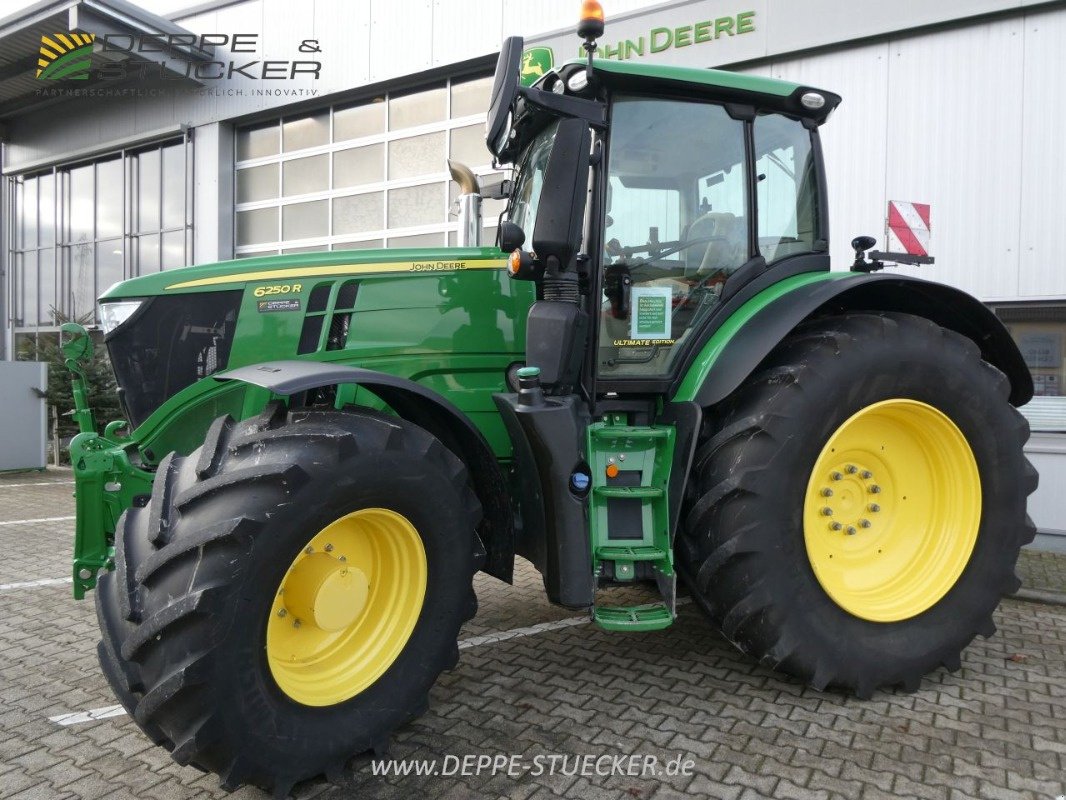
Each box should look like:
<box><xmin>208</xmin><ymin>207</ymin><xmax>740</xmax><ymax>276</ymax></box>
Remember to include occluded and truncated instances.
<box><xmin>1</xmin><ymin>470</ymin><xmax>1064</xmax><ymax>800</ymax></box>
<box><xmin>1017</xmin><ymin>549</ymin><xmax>1066</xmax><ymax>595</ymax></box>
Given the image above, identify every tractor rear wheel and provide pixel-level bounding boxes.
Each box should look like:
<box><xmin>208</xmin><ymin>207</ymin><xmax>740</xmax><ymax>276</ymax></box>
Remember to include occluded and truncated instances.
<box><xmin>95</xmin><ymin>404</ymin><xmax>482</xmax><ymax>794</ymax></box>
<box><xmin>678</xmin><ymin>312</ymin><xmax>1037</xmax><ymax>697</ymax></box>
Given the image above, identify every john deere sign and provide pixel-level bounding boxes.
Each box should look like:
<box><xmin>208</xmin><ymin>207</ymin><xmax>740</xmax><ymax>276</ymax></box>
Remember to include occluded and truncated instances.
<box><xmin>529</xmin><ymin>7</ymin><xmax>763</xmax><ymax>71</ymax></box>
<box><xmin>581</xmin><ymin>11</ymin><xmax>755</xmax><ymax>61</ymax></box>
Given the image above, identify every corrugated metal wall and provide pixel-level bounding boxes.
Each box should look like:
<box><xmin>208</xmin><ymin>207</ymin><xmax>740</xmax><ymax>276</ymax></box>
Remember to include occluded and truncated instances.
<box><xmin>755</xmin><ymin>6</ymin><xmax>1066</xmax><ymax>303</ymax></box>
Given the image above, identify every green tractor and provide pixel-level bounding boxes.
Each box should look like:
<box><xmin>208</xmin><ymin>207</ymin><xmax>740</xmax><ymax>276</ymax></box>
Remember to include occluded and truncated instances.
<box><xmin>62</xmin><ymin>4</ymin><xmax>1035</xmax><ymax>794</ymax></box>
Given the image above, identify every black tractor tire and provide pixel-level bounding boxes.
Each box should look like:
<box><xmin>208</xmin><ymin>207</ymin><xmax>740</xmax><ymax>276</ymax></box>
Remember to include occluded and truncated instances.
<box><xmin>677</xmin><ymin>312</ymin><xmax>1037</xmax><ymax>698</ymax></box>
<box><xmin>95</xmin><ymin>404</ymin><xmax>483</xmax><ymax>795</ymax></box>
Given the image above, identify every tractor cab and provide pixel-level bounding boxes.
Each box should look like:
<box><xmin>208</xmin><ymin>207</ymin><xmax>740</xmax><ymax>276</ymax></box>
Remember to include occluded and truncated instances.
<box><xmin>487</xmin><ymin>6</ymin><xmax>841</xmax><ymax>626</ymax></box>
<box><xmin>489</xmin><ymin>21</ymin><xmax>838</xmax><ymax>396</ymax></box>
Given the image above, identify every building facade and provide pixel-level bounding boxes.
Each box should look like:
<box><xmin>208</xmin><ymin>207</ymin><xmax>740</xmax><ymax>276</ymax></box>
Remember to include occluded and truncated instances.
<box><xmin>1</xmin><ymin>0</ymin><xmax>1063</xmax><ymax>543</ymax></box>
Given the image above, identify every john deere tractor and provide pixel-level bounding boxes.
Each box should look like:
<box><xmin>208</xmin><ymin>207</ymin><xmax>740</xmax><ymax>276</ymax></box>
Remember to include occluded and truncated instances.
<box><xmin>62</xmin><ymin>3</ymin><xmax>1035</xmax><ymax>794</ymax></box>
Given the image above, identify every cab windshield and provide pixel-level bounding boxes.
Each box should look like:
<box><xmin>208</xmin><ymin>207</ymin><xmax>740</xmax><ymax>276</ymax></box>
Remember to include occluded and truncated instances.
<box><xmin>599</xmin><ymin>95</ymin><xmax>820</xmax><ymax>379</ymax></box>
<box><xmin>508</xmin><ymin>120</ymin><xmax>560</xmax><ymax>237</ymax></box>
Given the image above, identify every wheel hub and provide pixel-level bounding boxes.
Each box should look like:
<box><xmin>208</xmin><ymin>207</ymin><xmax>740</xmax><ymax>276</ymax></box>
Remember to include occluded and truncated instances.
<box><xmin>817</xmin><ymin>460</ymin><xmax>887</xmax><ymax>536</ymax></box>
<box><xmin>282</xmin><ymin>553</ymin><xmax>370</xmax><ymax>633</ymax></box>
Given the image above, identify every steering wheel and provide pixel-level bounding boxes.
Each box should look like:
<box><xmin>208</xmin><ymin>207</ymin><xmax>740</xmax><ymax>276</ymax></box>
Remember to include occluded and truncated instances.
<box><xmin>684</xmin><ymin>211</ymin><xmax>743</xmax><ymax>277</ymax></box>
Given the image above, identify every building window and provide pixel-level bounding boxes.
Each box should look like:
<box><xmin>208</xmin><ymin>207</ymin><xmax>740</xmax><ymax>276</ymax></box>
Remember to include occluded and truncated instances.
<box><xmin>993</xmin><ymin>303</ymin><xmax>1066</xmax><ymax>433</ymax></box>
<box><xmin>7</xmin><ymin>138</ymin><xmax>192</xmax><ymax>344</ymax></box>
<box><xmin>233</xmin><ymin>74</ymin><xmax>507</xmax><ymax>256</ymax></box>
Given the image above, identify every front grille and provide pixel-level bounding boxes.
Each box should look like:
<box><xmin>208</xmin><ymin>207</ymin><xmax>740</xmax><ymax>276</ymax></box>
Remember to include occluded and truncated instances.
<box><xmin>105</xmin><ymin>291</ymin><xmax>243</xmax><ymax>428</ymax></box>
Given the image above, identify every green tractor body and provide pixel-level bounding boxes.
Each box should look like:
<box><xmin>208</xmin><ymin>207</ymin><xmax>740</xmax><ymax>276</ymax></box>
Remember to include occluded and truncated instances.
<box><xmin>62</xmin><ymin>16</ymin><xmax>1036</xmax><ymax>794</ymax></box>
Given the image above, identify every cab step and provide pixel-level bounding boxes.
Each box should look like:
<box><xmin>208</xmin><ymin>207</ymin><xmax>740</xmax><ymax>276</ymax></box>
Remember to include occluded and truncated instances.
<box><xmin>589</xmin><ymin>426</ymin><xmax>671</xmax><ymax>442</ymax></box>
<box><xmin>595</xmin><ymin>544</ymin><xmax>668</xmax><ymax>562</ymax></box>
<box><xmin>593</xmin><ymin>603</ymin><xmax>674</xmax><ymax>632</ymax></box>
<box><xmin>593</xmin><ymin>486</ymin><xmax>664</xmax><ymax>499</ymax></box>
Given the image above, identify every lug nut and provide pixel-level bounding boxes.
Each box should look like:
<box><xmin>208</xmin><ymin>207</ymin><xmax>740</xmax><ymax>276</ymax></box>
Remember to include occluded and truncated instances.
<box><xmin>846</xmin><ymin>526</ymin><xmax>857</xmax><ymax>535</ymax></box>
<box><xmin>293</xmin><ymin>619</ymin><xmax>301</xmax><ymax>629</ymax></box>
<box><xmin>325</xmin><ymin>544</ymin><xmax>334</xmax><ymax>552</ymax></box>
<box><xmin>845</xmin><ymin>464</ymin><xmax>858</xmax><ymax>474</ymax></box>
<box><xmin>821</xmin><ymin>507</ymin><xmax>834</xmax><ymax>517</ymax></box>
<box><xmin>869</xmin><ymin>503</ymin><xmax>881</xmax><ymax>513</ymax></box>
<box><xmin>861</xmin><ymin>470</ymin><xmax>873</xmax><ymax>479</ymax></box>
<box><xmin>821</xmin><ymin>488</ymin><xmax>833</xmax><ymax>497</ymax></box>
<box><xmin>830</xmin><ymin>522</ymin><xmax>842</xmax><ymax>531</ymax></box>
<box><xmin>859</xmin><ymin>519</ymin><xmax>872</xmax><ymax>528</ymax></box>
<box><xmin>305</xmin><ymin>546</ymin><xmax>314</xmax><ymax>554</ymax></box>
<box><xmin>869</xmin><ymin>485</ymin><xmax>882</xmax><ymax>494</ymax></box>
<box><xmin>831</xmin><ymin>472</ymin><xmax>843</xmax><ymax>481</ymax></box>
<box><xmin>277</xmin><ymin>608</ymin><xmax>287</xmax><ymax>618</ymax></box>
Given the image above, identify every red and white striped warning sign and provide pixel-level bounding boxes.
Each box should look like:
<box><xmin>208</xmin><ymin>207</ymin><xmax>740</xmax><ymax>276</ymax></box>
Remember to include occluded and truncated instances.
<box><xmin>886</xmin><ymin>201</ymin><xmax>931</xmax><ymax>256</ymax></box>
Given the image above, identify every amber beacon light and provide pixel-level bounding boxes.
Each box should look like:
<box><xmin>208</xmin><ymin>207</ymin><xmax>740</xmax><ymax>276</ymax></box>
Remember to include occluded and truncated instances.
<box><xmin>578</xmin><ymin>0</ymin><xmax>605</xmax><ymax>40</ymax></box>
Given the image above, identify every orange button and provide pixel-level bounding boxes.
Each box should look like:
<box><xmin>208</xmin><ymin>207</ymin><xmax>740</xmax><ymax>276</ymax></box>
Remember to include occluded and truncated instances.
<box><xmin>605</xmin><ymin>463</ymin><xmax>619</xmax><ymax>478</ymax></box>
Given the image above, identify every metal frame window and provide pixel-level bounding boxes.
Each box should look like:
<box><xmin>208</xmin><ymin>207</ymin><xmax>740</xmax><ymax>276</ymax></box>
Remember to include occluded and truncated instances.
<box><xmin>993</xmin><ymin>302</ymin><xmax>1066</xmax><ymax>433</ymax></box>
<box><xmin>233</xmin><ymin>74</ymin><xmax>505</xmax><ymax>257</ymax></box>
<box><xmin>7</xmin><ymin>136</ymin><xmax>193</xmax><ymax>352</ymax></box>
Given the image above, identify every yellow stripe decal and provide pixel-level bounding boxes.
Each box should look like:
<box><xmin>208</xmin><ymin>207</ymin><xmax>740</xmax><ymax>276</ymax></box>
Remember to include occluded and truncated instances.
<box><xmin>41</xmin><ymin>36</ymin><xmax>66</xmax><ymax>54</ymax></box>
<box><xmin>164</xmin><ymin>259</ymin><xmax>509</xmax><ymax>290</ymax></box>
<box><xmin>56</xmin><ymin>33</ymin><xmax>75</xmax><ymax>49</ymax></box>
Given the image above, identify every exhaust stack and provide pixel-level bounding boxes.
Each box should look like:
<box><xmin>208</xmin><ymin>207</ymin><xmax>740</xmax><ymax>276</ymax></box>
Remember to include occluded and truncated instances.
<box><xmin>448</xmin><ymin>160</ymin><xmax>482</xmax><ymax>247</ymax></box>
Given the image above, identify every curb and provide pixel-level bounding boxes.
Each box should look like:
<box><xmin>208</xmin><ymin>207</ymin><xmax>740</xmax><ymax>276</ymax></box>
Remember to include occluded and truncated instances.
<box><xmin>1010</xmin><ymin>587</ymin><xmax>1066</xmax><ymax>607</ymax></box>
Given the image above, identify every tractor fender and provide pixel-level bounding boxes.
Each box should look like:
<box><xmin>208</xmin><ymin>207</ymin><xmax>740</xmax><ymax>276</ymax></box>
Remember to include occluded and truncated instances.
<box><xmin>677</xmin><ymin>273</ymin><xmax>1033</xmax><ymax>409</ymax></box>
<box><xmin>215</xmin><ymin>360</ymin><xmax>514</xmax><ymax>583</ymax></box>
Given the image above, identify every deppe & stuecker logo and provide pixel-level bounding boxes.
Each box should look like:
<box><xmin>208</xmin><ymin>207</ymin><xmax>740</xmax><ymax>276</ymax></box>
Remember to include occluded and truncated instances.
<box><xmin>34</xmin><ymin>31</ymin><xmax>323</xmax><ymax>81</ymax></box>
<box><xmin>36</xmin><ymin>33</ymin><xmax>95</xmax><ymax>80</ymax></box>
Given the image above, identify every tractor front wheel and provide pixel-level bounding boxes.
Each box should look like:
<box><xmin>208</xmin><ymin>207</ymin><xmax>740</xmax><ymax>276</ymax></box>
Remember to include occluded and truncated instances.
<box><xmin>95</xmin><ymin>405</ymin><xmax>482</xmax><ymax>794</ymax></box>
<box><xmin>679</xmin><ymin>312</ymin><xmax>1037</xmax><ymax>697</ymax></box>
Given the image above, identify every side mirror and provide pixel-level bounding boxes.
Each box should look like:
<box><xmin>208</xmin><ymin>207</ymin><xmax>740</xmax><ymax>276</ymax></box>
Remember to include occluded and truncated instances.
<box><xmin>486</xmin><ymin>36</ymin><xmax>524</xmax><ymax>159</ymax></box>
<box><xmin>531</xmin><ymin>117</ymin><xmax>591</xmax><ymax>272</ymax></box>
<box><xmin>851</xmin><ymin>235</ymin><xmax>877</xmax><ymax>254</ymax></box>
<box><xmin>498</xmin><ymin>220</ymin><xmax>526</xmax><ymax>252</ymax></box>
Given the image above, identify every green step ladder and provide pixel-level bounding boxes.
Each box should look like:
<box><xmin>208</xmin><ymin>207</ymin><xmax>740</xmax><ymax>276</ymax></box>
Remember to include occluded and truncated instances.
<box><xmin>586</xmin><ymin>414</ymin><xmax>677</xmax><ymax>631</ymax></box>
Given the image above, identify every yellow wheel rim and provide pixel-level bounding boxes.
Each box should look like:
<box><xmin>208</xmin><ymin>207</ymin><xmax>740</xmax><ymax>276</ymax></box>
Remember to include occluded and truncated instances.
<box><xmin>266</xmin><ymin>508</ymin><xmax>427</xmax><ymax>706</ymax></box>
<box><xmin>802</xmin><ymin>399</ymin><xmax>981</xmax><ymax>622</ymax></box>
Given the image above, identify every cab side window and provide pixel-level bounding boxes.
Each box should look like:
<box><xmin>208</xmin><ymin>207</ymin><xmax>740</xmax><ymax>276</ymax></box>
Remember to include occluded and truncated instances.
<box><xmin>754</xmin><ymin>114</ymin><xmax>819</xmax><ymax>263</ymax></box>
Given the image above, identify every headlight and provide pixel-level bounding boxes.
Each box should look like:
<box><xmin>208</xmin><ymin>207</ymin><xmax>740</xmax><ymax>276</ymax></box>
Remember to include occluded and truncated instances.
<box><xmin>99</xmin><ymin>300</ymin><xmax>144</xmax><ymax>334</ymax></box>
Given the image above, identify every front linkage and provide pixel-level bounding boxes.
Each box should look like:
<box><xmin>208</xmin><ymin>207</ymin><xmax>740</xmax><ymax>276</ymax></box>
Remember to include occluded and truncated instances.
<box><xmin>62</xmin><ymin>323</ymin><xmax>153</xmax><ymax>599</ymax></box>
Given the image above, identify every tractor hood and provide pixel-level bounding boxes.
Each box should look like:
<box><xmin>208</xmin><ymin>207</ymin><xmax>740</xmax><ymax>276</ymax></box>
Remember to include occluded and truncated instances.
<box><xmin>100</xmin><ymin>246</ymin><xmax>507</xmax><ymax>299</ymax></box>
<box><xmin>97</xmin><ymin>244</ymin><xmax>525</xmax><ymax>445</ymax></box>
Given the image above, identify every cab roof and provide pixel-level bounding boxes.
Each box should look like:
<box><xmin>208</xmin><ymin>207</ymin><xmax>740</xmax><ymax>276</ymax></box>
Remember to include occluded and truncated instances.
<box><xmin>562</xmin><ymin>59</ymin><xmax>842</xmax><ymax>125</ymax></box>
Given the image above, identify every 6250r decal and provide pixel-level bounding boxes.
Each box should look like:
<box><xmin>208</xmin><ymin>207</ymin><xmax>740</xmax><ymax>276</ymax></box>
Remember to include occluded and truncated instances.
<box><xmin>254</xmin><ymin>283</ymin><xmax>303</xmax><ymax>297</ymax></box>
